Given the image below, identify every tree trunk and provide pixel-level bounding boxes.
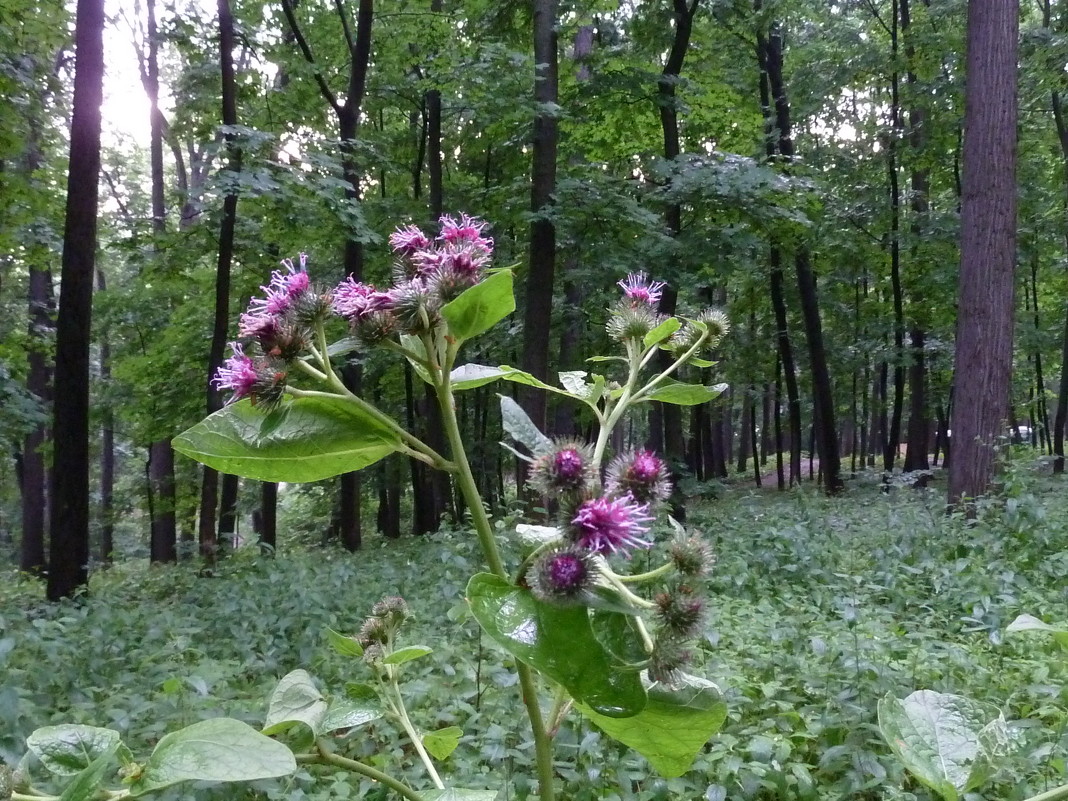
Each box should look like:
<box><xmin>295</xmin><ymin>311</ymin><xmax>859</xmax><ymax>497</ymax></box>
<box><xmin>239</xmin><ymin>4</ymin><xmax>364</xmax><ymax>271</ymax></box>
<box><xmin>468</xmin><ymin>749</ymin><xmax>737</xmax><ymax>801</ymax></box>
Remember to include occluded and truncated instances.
<box><xmin>259</xmin><ymin>481</ymin><xmax>277</xmax><ymax>551</ymax></box>
<box><xmin>948</xmin><ymin>0</ymin><xmax>1018</xmax><ymax>506</ymax></box>
<box><xmin>519</xmin><ymin>0</ymin><xmax>559</xmax><ymax>437</ymax></box>
<box><xmin>199</xmin><ymin>0</ymin><xmax>242</xmax><ymax>564</ymax></box>
<box><xmin>21</xmin><ymin>260</ymin><xmax>52</xmax><ymax>574</ymax></box>
<box><xmin>48</xmin><ymin>0</ymin><xmax>105</xmax><ymax>600</ymax></box>
<box><xmin>97</xmin><ymin>271</ymin><xmax>114</xmax><ymax>563</ymax></box>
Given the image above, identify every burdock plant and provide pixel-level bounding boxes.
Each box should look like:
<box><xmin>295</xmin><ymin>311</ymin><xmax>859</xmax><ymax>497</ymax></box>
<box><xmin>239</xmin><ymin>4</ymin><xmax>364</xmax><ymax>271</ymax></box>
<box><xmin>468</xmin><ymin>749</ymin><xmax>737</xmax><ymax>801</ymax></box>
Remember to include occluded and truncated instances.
<box><xmin>9</xmin><ymin>216</ymin><xmax>731</xmax><ymax>801</ymax></box>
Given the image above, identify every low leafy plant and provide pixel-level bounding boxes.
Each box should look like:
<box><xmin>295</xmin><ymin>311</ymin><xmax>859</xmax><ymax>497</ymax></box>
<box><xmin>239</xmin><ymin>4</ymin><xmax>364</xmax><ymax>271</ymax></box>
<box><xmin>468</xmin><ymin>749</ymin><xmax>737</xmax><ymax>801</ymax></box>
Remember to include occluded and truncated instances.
<box><xmin>7</xmin><ymin>215</ymin><xmax>731</xmax><ymax>801</ymax></box>
<box><xmin>879</xmin><ymin>615</ymin><xmax>1068</xmax><ymax>801</ymax></box>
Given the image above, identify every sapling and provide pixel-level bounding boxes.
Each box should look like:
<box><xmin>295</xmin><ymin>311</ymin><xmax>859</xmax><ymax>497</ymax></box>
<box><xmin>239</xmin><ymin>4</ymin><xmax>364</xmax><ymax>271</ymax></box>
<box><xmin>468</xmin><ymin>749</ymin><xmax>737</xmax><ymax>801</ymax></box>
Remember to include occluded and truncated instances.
<box><xmin>10</xmin><ymin>214</ymin><xmax>730</xmax><ymax>801</ymax></box>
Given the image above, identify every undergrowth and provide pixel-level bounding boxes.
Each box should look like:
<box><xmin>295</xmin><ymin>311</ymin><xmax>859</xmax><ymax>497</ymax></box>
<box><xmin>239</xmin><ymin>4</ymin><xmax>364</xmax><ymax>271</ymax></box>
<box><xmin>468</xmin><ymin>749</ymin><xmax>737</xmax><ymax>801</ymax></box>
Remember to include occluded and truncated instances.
<box><xmin>2</xmin><ymin>474</ymin><xmax>1067</xmax><ymax>800</ymax></box>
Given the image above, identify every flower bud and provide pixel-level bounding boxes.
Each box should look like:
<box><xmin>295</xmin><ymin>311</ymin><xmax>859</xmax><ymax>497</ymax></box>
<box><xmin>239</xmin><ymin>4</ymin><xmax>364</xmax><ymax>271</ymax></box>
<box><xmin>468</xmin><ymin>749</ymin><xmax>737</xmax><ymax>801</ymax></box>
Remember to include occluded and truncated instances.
<box><xmin>371</xmin><ymin>596</ymin><xmax>411</xmax><ymax>626</ymax></box>
<box><xmin>648</xmin><ymin>635</ymin><xmax>693</xmax><ymax>688</ymax></box>
<box><xmin>669</xmin><ymin>536</ymin><xmax>714</xmax><ymax>577</ymax></box>
<box><xmin>388</xmin><ymin>279</ymin><xmax>441</xmax><ymax>335</ymax></box>
<box><xmin>606</xmin><ymin>305</ymin><xmax>662</xmax><ymax>343</ymax></box>
<box><xmin>654</xmin><ymin>582</ymin><xmax>705</xmax><ymax>638</ymax></box>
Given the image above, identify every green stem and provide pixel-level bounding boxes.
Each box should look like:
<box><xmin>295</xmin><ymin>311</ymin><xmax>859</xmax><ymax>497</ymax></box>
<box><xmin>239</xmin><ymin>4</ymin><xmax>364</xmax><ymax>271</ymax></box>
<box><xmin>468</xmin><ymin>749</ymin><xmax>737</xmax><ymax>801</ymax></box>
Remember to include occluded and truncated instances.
<box><xmin>434</xmin><ymin>341</ymin><xmax>556</xmax><ymax>801</ymax></box>
<box><xmin>1027</xmin><ymin>783</ymin><xmax>1068</xmax><ymax>801</ymax></box>
<box><xmin>600</xmin><ymin>568</ymin><xmax>655</xmax><ymax>611</ymax></box>
<box><xmin>314</xmin><ymin>322</ymin><xmax>340</xmax><ymax>386</ymax></box>
<box><xmin>592</xmin><ymin>340</ymin><xmax>643</xmax><ymax>470</ymax></box>
<box><xmin>631</xmin><ymin>329</ymin><xmax>710</xmax><ymax>403</ymax></box>
<box><xmin>387</xmin><ymin>680</ymin><xmax>445</xmax><ymax>789</ymax></box>
<box><xmin>305</xmin><ymin>742</ymin><xmax>427</xmax><ymax>801</ymax></box>
<box><xmin>12</xmin><ymin>793</ymin><xmax>58</xmax><ymax>801</ymax></box>
<box><xmin>613</xmin><ymin>561</ymin><xmax>674</xmax><ymax>584</ymax></box>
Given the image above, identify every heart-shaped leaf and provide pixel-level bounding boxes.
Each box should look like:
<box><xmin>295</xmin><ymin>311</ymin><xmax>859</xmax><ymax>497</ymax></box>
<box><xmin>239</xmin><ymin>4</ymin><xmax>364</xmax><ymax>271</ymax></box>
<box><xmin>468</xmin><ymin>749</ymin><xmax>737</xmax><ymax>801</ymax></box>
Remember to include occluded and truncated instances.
<box><xmin>577</xmin><ymin>673</ymin><xmax>726</xmax><ymax>778</ymax></box>
<box><xmin>640</xmin><ymin>381</ymin><xmax>727</xmax><ymax>406</ymax></box>
<box><xmin>129</xmin><ymin>718</ymin><xmax>295</xmax><ymax>796</ymax></box>
<box><xmin>466</xmin><ymin>573</ymin><xmax>646</xmax><ymax>718</ymax></box>
<box><xmin>173</xmin><ymin>396</ymin><xmax>401</xmax><ymax>482</ymax></box>
<box><xmin>27</xmin><ymin>725</ymin><xmax>121</xmax><ymax>776</ymax></box>
<box><xmin>321</xmin><ymin>697</ymin><xmax>382</xmax><ymax>734</ymax></box>
<box><xmin>326</xmin><ymin>627</ymin><xmax>364</xmax><ymax>658</ymax></box>
<box><xmin>500</xmin><ymin>395</ymin><xmax>551</xmax><ymax>456</ymax></box>
<box><xmin>422</xmin><ymin>726</ymin><xmax>463</xmax><ymax>760</ymax></box>
<box><xmin>877</xmin><ymin>690</ymin><xmax>1002</xmax><ymax>801</ymax></box>
<box><xmin>1006</xmin><ymin>614</ymin><xmax>1068</xmax><ymax>650</ymax></box>
<box><xmin>262</xmin><ymin>670</ymin><xmax>328</xmax><ymax>737</ymax></box>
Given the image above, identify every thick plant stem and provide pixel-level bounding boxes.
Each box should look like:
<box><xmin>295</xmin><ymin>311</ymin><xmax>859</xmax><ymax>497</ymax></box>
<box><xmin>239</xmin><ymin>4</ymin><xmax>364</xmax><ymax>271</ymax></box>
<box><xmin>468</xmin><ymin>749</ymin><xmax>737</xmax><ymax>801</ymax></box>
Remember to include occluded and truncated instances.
<box><xmin>302</xmin><ymin>744</ymin><xmax>427</xmax><ymax>801</ymax></box>
<box><xmin>435</xmin><ymin>349</ymin><xmax>556</xmax><ymax>801</ymax></box>
<box><xmin>1027</xmin><ymin>783</ymin><xmax>1068</xmax><ymax>801</ymax></box>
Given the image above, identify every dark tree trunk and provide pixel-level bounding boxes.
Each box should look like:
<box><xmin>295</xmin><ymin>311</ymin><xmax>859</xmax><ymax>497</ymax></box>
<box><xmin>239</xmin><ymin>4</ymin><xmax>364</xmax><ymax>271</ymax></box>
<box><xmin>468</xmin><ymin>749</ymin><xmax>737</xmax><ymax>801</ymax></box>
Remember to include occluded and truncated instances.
<box><xmin>1049</xmin><ymin>70</ymin><xmax>1068</xmax><ymax>469</ymax></box>
<box><xmin>22</xmin><ymin>260</ymin><xmax>52</xmax><ymax>574</ymax></box>
<box><xmin>948</xmin><ymin>0</ymin><xmax>1018</xmax><ymax>506</ymax></box>
<box><xmin>1030</xmin><ymin>255</ymin><xmax>1052</xmax><ymax>452</ymax></box>
<box><xmin>259</xmin><ymin>482</ymin><xmax>277</xmax><ymax>551</ymax></box>
<box><xmin>199</xmin><ymin>0</ymin><xmax>242</xmax><ymax>564</ymax></box>
<box><xmin>97</xmin><ymin>271</ymin><xmax>113</xmax><ymax>563</ymax></box>
<box><xmin>146</xmin><ymin>0</ymin><xmax>177</xmax><ymax>561</ymax></box>
<box><xmin>519</xmin><ymin>0</ymin><xmax>559</xmax><ymax>436</ymax></box>
<box><xmin>281</xmin><ymin>0</ymin><xmax>373</xmax><ymax>550</ymax></box>
<box><xmin>769</xmin><ymin>248</ymin><xmax>802</xmax><ymax>485</ymax></box>
<box><xmin>48</xmin><ymin>0</ymin><xmax>105</xmax><ymax>600</ymax></box>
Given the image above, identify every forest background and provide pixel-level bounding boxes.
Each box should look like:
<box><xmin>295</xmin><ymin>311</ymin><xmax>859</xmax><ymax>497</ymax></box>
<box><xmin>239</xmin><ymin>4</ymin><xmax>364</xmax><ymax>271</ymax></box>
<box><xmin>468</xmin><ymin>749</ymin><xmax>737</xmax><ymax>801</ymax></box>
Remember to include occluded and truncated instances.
<box><xmin>0</xmin><ymin>0</ymin><xmax>1056</xmax><ymax>587</ymax></box>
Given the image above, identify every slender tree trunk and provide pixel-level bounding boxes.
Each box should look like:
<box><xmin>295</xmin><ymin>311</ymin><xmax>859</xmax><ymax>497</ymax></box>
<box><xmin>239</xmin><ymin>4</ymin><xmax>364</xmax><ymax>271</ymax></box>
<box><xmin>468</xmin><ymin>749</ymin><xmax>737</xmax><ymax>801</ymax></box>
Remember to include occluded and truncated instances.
<box><xmin>21</xmin><ymin>260</ymin><xmax>52</xmax><ymax>574</ymax></box>
<box><xmin>48</xmin><ymin>0</ymin><xmax>105</xmax><ymax>600</ymax></box>
<box><xmin>519</xmin><ymin>0</ymin><xmax>560</xmax><ymax>437</ymax></box>
<box><xmin>199</xmin><ymin>0</ymin><xmax>242</xmax><ymax>564</ymax></box>
<box><xmin>97</xmin><ymin>270</ymin><xmax>114</xmax><ymax>563</ymax></box>
<box><xmin>258</xmin><ymin>481</ymin><xmax>277</xmax><ymax>551</ymax></box>
<box><xmin>948</xmin><ymin>0</ymin><xmax>1018</xmax><ymax>506</ymax></box>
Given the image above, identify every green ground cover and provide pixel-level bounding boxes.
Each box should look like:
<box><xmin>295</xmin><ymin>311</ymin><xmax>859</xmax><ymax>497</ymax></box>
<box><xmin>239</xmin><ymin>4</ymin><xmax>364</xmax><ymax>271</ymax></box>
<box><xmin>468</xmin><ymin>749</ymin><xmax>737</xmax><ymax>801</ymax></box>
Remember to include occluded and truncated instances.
<box><xmin>2</xmin><ymin>469</ymin><xmax>1066</xmax><ymax>800</ymax></box>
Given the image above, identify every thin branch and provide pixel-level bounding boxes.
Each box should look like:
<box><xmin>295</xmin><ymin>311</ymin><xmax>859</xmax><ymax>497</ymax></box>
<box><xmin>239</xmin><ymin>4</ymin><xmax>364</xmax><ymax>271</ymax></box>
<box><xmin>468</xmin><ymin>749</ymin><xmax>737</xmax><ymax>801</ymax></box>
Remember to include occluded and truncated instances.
<box><xmin>861</xmin><ymin>0</ymin><xmax>892</xmax><ymax>38</ymax></box>
<box><xmin>279</xmin><ymin>0</ymin><xmax>342</xmax><ymax>115</ymax></box>
<box><xmin>101</xmin><ymin>169</ymin><xmax>134</xmax><ymax>225</ymax></box>
<box><xmin>333</xmin><ymin>0</ymin><xmax>356</xmax><ymax>54</ymax></box>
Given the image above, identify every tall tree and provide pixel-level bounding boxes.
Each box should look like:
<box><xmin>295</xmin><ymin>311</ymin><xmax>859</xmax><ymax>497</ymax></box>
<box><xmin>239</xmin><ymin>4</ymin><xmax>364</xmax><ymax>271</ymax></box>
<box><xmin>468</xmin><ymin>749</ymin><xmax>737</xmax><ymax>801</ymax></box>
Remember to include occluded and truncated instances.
<box><xmin>198</xmin><ymin>0</ymin><xmax>241</xmax><ymax>562</ymax></box>
<box><xmin>519</xmin><ymin>0</ymin><xmax>559</xmax><ymax>435</ymax></box>
<box><xmin>280</xmin><ymin>0</ymin><xmax>373</xmax><ymax>551</ymax></box>
<box><xmin>145</xmin><ymin>0</ymin><xmax>177</xmax><ymax>562</ymax></box>
<box><xmin>947</xmin><ymin>0</ymin><xmax>1018</xmax><ymax>506</ymax></box>
<box><xmin>47</xmin><ymin>0</ymin><xmax>105</xmax><ymax>600</ymax></box>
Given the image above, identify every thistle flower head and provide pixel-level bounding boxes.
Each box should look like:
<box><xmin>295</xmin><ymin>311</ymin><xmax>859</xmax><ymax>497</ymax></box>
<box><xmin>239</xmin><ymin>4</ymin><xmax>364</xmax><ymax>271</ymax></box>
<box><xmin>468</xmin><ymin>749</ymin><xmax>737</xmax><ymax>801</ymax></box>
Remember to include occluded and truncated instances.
<box><xmin>351</xmin><ymin>309</ymin><xmax>397</xmax><ymax>346</ymax></box>
<box><xmin>696</xmin><ymin>308</ymin><xmax>730</xmax><ymax>342</ymax></box>
<box><xmin>212</xmin><ymin>342</ymin><xmax>259</xmax><ymax>402</ymax></box>
<box><xmin>389</xmin><ymin>224</ymin><xmax>432</xmax><ymax>256</ymax></box>
<box><xmin>605</xmin><ymin>450</ymin><xmax>672</xmax><ymax>505</ymax></box>
<box><xmin>654</xmin><ymin>583</ymin><xmax>705</xmax><ymax>638</ymax></box>
<box><xmin>529</xmin><ymin>440</ymin><xmax>595</xmax><ymax>496</ymax></box>
<box><xmin>529</xmin><ymin>546</ymin><xmax>598</xmax><ymax>604</ymax></box>
<box><xmin>606</xmin><ymin>304</ymin><xmax>661</xmax><ymax>343</ymax></box>
<box><xmin>648</xmin><ymin>635</ymin><xmax>693</xmax><ymax>688</ymax></box>
<box><xmin>358</xmin><ymin>616</ymin><xmax>390</xmax><ymax>648</ymax></box>
<box><xmin>389</xmin><ymin>278</ymin><xmax>441</xmax><ymax>334</ymax></box>
<box><xmin>332</xmin><ymin>278</ymin><xmax>394</xmax><ymax>323</ymax></box>
<box><xmin>669</xmin><ymin>536</ymin><xmax>714</xmax><ymax>577</ymax></box>
<box><xmin>371</xmin><ymin>595</ymin><xmax>411</xmax><ymax>626</ymax></box>
<box><xmin>618</xmin><ymin>272</ymin><xmax>665</xmax><ymax>307</ymax></box>
<box><xmin>249</xmin><ymin>255</ymin><xmax>311</xmax><ymax>317</ymax></box>
<box><xmin>569</xmin><ymin>494</ymin><xmax>653</xmax><ymax>556</ymax></box>
<box><xmin>438</xmin><ymin>213</ymin><xmax>493</xmax><ymax>255</ymax></box>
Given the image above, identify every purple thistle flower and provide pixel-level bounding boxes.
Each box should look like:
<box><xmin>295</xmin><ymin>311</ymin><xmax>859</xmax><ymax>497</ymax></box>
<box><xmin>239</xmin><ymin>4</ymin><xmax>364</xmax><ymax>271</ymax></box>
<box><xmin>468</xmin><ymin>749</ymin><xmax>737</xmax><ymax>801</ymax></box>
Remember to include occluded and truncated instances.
<box><xmin>332</xmin><ymin>277</ymin><xmax>393</xmax><ymax>322</ymax></box>
<box><xmin>605</xmin><ymin>449</ymin><xmax>672</xmax><ymax>505</ymax></box>
<box><xmin>529</xmin><ymin>441</ymin><xmax>594</xmax><ymax>495</ymax></box>
<box><xmin>212</xmin><ymin>342</ymin><xmax>259</xmax><ymax>403</ymax></box>
<box><xmin>529</xmin><ymin>546</ymin><xmax>597</xmax><ymax>604</ymax></box>
<box><xmin>389</xmin><ymin>224</ymin><xmax>431</xmax><ymax>255</ymax></box>
<box><xmin>618</xmin><ymin>272</ymin><xmax>665</xmax><ymax>307</ymax></box>
<box><xmin>249</xmin><ymin>256</ymin><xmax>311</xmax><ymax>317</ymax></box>
<box><xmin>438</xmin><ymin>213</ymin><xmax>493</xmax><ymax>254</ymax></box>
<box><xmin>570</xmin><ymin>494</ymin><xmax>653</xmax><ymax>556</ymax></box>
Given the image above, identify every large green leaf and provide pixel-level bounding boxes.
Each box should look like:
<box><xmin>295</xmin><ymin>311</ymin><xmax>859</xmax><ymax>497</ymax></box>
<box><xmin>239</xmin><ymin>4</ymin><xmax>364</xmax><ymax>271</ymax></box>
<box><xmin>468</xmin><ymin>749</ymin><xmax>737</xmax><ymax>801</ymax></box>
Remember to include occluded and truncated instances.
<box><xmin>129</xmin><ymin>718</ymin><xmax>296</xmax><ymax>796</ymax></box>
<box><xmin>450</xmin><ymin>364</ymin><xmax>512</xmax><ymax>391</ymax></box>
<box><xmin>640</xmin><ymin>380</ymin><xmax>727</xmax><ymax>406</ymax></box>
<box><xmin>173</xmin><ymin>396</ymin><xmax>401</xmax><ymax>482</ymax></box>
<box><xmin>577</xmin><ymin>673</ymin><xmax>726</xmax><ymax>778</ymax></box>
<box><xmin>441</xmin><ymin>270</ymin><xmax>515</xmax><ymax>341</ymax></box>
<box><xmin>466</xmin><ymin>574</ymin><xmax>646</xmax><ymax>718</ymax></box>
<box><xmin>262</xmin><ymin>669</ymin><xmax>328</xmax><ymax>737</ymax></box>
<box><xmin>26</xmin><ymin>725</ymin><xmax>121</xmax><ymax>776</ymax></box>
<box><xmin>1006</xmin><ymin>613</ymin><xmax>1068</xmax><ymax>650</ymax></box>
<box><xmin>500</xmin><ymin>395</ymin><xmax>551</xmax><ymax>455</ymax></box>
<box><xmin>644</xmin><ymin>317</ymin><xmax>681</xmax><ymax>349</ymax></box>
<box><xmin>877</xmin><ymin>690</ymin><xmax>1003</xmax><ymax>801</ymax></box>
<box><xmin>320</xmin><ymin>697</ymin><xmax>382</xmax><ymax>734</ymax></box>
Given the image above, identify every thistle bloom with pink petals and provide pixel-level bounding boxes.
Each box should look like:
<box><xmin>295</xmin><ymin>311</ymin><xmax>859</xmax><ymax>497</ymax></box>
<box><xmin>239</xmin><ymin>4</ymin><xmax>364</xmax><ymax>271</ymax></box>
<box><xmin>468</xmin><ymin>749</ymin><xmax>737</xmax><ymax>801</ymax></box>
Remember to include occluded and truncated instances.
<box><xmin>332</xmin><ymin>278</ymin><xmax>393</xmax><ymax>322</ymax></box>
<box><xmin>569</xmin><ymin>494</ymin><xmax>653</xmax><ymax>556</ymax></box>
<box><xmin>618</xmin><ymin>272</ymin><xmax>665</xmax><ymax>307</ymax></box>
<box><xmin>438</xmin><ymin>213</ymin><xmax>493</xmax><ymax>253</ymax></box>
<box><xmin>389</xmin><ymin>224</ymin><xmax>432</xmax><ymax>255</ymax></box>
<box><xmin>212</xmin><ymin>343</ymin><xmax>259</xmax><ymax>403</ymax></box>
<box><xmin>249</xmin><ymin>256</ymin><xmax>311</xmax><ymax>317</ymax></box>
<box><xmin>605</xmin><ymin>449</ymin><xmax>672</xmax><ymax>505</ymax></box>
